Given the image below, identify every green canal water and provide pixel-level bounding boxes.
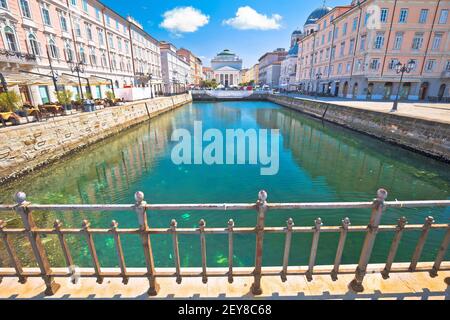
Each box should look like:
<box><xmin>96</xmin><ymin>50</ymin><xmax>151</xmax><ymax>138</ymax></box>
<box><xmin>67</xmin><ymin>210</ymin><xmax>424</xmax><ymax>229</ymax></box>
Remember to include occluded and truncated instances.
<box><xmin>0</xmin><ymin>101</ymin><xmax>449</xmax><ymax>269</ymax></box>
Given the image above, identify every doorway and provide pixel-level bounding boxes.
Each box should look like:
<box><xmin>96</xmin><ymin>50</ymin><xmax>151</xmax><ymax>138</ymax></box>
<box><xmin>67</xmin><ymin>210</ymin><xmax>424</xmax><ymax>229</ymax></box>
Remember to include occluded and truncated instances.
<box><xmin>19</xmin><ymin>85</ymin><xmax>32</xmax><ymax>105</ymax></box>
<box><xmin>438</xmin><ymin>84</ymin><xmax>446</xmax><ymax>101</ymax></box>
<box><xmin>419</xmin><ymin>82</ymin><xmax>429</xmax><ymax>100</ymax></box>
<box><xmin>352</xmin><ymin>83</ymin><xmax>358</xmax><ymax>99</ymax></box>
<box><xmin>383</xmin><ymin>82</ymin><xmax>393</xmax><ymax>99</ymax></box>
<box><xmin>334</xmin><ymin>82</ymin><xmax>340</xmax><ymax>97</ymax></box>
<box><xmin>367</xmin><ymin>83</ymin><xmax>374</xmax><ymax>100</ymax></box>
<box><xmin>342</xmin><ymin>81</ymin><xmax>349</xmax><ymax>97</ymax></box>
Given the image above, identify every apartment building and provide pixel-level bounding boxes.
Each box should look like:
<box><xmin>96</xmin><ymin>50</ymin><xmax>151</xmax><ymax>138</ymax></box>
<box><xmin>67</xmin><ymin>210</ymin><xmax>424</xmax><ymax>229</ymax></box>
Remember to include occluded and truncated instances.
<box><xmin>159</xmin><ymin>41</ymin><xmax>191</xmax><ymax>94</ymax></box>
<box><xmin>296</xmin><ymin>0</ymin><xmax>450</xmax><ymax>101</ymax></box>
<box><xmin>177</xmin><ymin>47</ymin><xmax>203</xmax><ymax>87</ymax></box>
<box><xmin>258</xmin><ymin>48</ymin><xmax>287</xmax><ymax>88</ymax></box>
<box><xmin>0</xmin><ymin>0</ymin><xmax>163</xmax><ymax>105</ymax></box>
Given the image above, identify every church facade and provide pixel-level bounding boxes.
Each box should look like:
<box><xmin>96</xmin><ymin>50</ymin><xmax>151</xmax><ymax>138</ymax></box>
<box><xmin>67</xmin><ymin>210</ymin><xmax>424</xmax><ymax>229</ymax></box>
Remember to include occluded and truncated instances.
<box><xmin>211</xmin><ymin>49</ymin><xmax>243</xmax><ymax>87</ymax></box>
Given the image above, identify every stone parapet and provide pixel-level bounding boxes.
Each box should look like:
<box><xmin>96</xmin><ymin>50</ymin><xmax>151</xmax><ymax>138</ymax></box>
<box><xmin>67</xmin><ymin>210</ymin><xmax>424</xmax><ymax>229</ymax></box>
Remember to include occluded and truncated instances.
<box><xmin>0</xmin><ymin>94</ymin><xmax>192</xmax><ymax>183</ymax></box>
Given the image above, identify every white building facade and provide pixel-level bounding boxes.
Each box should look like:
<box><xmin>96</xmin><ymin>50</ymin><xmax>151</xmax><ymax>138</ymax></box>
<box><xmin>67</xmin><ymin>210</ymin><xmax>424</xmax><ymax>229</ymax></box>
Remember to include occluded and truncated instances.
<box><xmin>211</xmin><ymin>49</ymin><xmax>242</xmax><ymax>87</ymax></box>
<box><xmin>159</xmin><ymin>41</ymin><xmax>191</xmax><ymax>94</ymax></box>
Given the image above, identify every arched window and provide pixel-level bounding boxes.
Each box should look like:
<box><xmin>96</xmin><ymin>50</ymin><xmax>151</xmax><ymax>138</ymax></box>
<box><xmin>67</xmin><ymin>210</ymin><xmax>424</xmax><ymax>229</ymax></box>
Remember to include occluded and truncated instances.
<box><xmin>4</xmin><ymin>26</ymin><xmax>18</xmax><ymax>52</ymax></box>
<box><xmin>65</xmin><ymin>43</ymin><xmax>74</xmax><ymax>62</ymax></box>
<box><xmin>28</xmin><ymin>34</ymin><xmax>40</xmax><ymax>56</ymax></box>
<box><xmin>79</xmin><ymin>47</ymin><xmax>86</xmax><ymax>64</ymax></box>
<box><xmin>49</xmin><ymin>39</ymin><xmax>59</xmax><ymax>59</ymax></box>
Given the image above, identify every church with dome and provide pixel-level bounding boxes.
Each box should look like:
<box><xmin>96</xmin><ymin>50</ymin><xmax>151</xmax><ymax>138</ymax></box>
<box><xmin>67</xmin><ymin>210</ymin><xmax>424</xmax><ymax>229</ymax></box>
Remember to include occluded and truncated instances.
<box><xmin>210</xmin><ymin>49</ymin><xmax>243</xmax><ymax>88</ymax></box>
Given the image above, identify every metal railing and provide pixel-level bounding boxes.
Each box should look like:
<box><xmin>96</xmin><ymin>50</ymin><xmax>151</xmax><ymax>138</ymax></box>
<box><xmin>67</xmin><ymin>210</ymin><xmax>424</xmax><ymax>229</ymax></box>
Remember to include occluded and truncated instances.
<box><xmin>0</xmin><ymin>189</ymin><xmax>449</xmax><ymax>296</ymax></box>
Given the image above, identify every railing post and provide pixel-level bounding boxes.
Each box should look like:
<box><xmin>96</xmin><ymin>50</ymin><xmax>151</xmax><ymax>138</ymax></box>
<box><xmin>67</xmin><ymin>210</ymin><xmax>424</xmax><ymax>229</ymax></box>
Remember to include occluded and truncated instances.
<box><xmin>199</xmin><ymin>219</ymin><xmax>207</xmax><ymax>284</ymax></box>
<box><xmin>111</xmin><ymin>220</ymin><xmax>128</xmax><ymax>284</ymax></box>
<box><xmin>349</xmin><ymin>188</ymin><xmax>387</xmax><ymax>292</ymax></box>
<box><xmin>134</xmin><ymin>191</ymin><xmax>159</xmax><ymax>296</ymax></box>
<box><xmin>14</xmin><ymin>192</ymin><xmax>60</xmax><ymax>295</ymax></box>
<box><xmin>281</xmin><ymin>218</ymin><xmax>294</xmax><ymax>282</ymax></box>
<box><xmin>227</xmin><ymin>219</ymin><xmax>234</xmax><ymax>284</ymax></box>
<box><xmin>170</xmin><ymin>219</ymin><xmax>182</xmax><ymax>284</ymax></box>
<box><xmin>82</xmin><ymin>219</ymin><xmax>103</xmax><ymax>284</ymax></box>
<box><xmin>251</xmin><ymin>190</ymin><xmax>267</xmax><ymax>295</ymax></box>
<box><xmin>409</xmin><ymin>216</ymin><xmax>434</xmax><ymax>272</ymax></box>
<box><xmin>381</xmin><ymin>216</ymin><xmax>407</xmax><ymax>279</ymax></box>
<box><xmin>430</xmin><ymin>225</ymin><xmax>450</xmax><ymax>277</ymax></box>
<box><xmin>331</xmin><ymin>217</ymin><xmax>351</xmax><ymax>281</ymax></box>
<box><xmin>306</xmin><ymin>218</ymin><xmax>323</xmax><ymax>281</ymax></box>
<box><xmin>53</xmin><ymin>220</ymin><xmax>74</xmax><ymax>274</ymax></box>
<box><xmin>0</xmin><ymin>220</ymin><xmax>27</xmax><ymax>284</ymax></box>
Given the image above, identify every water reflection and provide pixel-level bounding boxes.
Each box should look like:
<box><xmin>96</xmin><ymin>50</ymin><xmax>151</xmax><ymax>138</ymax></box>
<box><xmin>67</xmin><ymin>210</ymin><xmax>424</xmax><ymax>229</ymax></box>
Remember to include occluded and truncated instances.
<box><xmin>0</xmin><ymin>101</ymin><xmax>448</xmax><ymax>269</ymax></box>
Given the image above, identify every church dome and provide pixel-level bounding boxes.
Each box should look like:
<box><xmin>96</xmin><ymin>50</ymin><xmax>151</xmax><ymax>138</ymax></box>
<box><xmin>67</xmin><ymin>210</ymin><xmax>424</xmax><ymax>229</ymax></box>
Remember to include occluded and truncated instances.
<box><xmin>304</xmin><ymin>6</ymin><xmax>332</xmax><ymax>25</ymax></box>
<box><xmin>292</xmin><ymin>29</ymin><xmax>303</xmax><ymax>35</ymax></box>
<box><xmin>217</xmin><ymin>49</ymin><xmax>235</xmax><ymax>56</ymax></box>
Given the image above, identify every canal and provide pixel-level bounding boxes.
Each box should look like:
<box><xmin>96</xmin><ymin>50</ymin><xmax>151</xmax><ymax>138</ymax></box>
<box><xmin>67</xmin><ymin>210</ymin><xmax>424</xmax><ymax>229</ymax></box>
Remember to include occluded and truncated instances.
<box><xmin>0</xmin><ymin>101</ymin><xmax>449</xmax><ymax>269</ymax></box>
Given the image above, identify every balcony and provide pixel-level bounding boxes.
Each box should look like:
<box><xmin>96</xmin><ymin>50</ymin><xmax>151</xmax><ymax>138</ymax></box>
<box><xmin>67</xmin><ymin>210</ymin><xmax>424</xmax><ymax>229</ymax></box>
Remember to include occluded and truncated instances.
<box><xmin>441</xmin><ymin>70</ymin><xmax>450</xmax><ymax>79</ymax></box>
<box><xmin>0</xmin><ymin>49</ymin><xmax>37</xmax><ymax>66</ymax></box>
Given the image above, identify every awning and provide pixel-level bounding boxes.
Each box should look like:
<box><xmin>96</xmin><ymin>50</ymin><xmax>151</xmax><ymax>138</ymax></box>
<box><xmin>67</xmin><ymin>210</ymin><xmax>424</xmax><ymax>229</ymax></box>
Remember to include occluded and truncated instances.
<box><xmin>87</xmin><ymin>76</ymin><xmax>111</xmax><ymax>86</ymax></box>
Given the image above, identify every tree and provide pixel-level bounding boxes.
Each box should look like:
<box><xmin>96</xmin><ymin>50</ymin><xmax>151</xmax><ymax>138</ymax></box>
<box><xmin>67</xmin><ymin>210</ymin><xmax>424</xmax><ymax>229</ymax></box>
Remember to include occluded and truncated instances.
<box><xmin>0</xmin><ymin>91</ymin><xmax>21</xmax><ymax>112</ymax></box>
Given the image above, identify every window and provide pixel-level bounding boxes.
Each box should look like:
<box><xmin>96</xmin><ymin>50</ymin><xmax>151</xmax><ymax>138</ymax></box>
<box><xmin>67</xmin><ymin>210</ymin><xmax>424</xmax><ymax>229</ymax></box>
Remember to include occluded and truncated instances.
<box><xmin>41</xmin><ymin>3</ymin><xmax>51</xmax><ymax>26</ymax></box>
<box><xmin>432</xmin><ymin>33</ymin><xmax>443</xmax><ymax>51</ymax></box>
<box><xmin>74</xmin><ymin>19</ymin><xmax>81</xmax><ymax>37</ymax></box>
<box><xmin>328</xmin><ymin>30</ymin><xmax>332</xmax><ymax>42</ymax></box>
<box><xmin>346</xmin><ymin>62</ymin><xmax>351</xmax><ymax>73</ymax></box>
<box><xmin>117</xmin><ymin>37</ymin><xmax>122</xmax><ymax>51</ymax></box>
<box><xmin>334</xmin><ymin>27</ymin><xmax>339</xmax><ymax>39</ymax></box>
<box><xmin>20</xmin><ymin>0</ymin><xmax>31</xmax><ymax>18</ymax></box>
<box><xmin>116</xmin><ymin>21</ymin><xmax>119</xmax><ymax>30</ymax></box>
<box><xmin>65</xmin><ymin>43</ymin><xmax>74</xmax><ymax>62</ymax></box>
<box><xmin>412</xmin><ymin>33</ymin><xmax>424</xmax><ymax>50</ymax></box>
<box><xmin>349</xmin><ymin>38</ymin><xmax>355</xmax><ymax>54</ymax></box>
<box><xmin>106</xmin><ymin>15</ymin><xmax>110</xmax><ymax>26</ymax></box>
<box><xmin>108</xmin><ymin>33</ymin><xmax>114</xmax><ymax>48</ymax></box>
<box><xmin>60</xmin><ymin>14</ymin><xmax>68</xmax><ymax>32</ymax></box>
<box><xmin>326</xmin><ymin>47</ymin><xmax>330</xmax><ymax>58</ymax></box>
<box><xmin>70</xmin><ymin>0</ymin><xmax>76</xmax><ymax>6</ymax></box>
<box><xmin>399</xmin><ymin>9</ymin><xmax>408</xmax><ymax>23</ymax></box>
<box><xmin>425</xmin><ymin>60</ymin><xmax>435</xmax><ymax>72</ymax></box>
<box><xmin>446</xmin><ymin>60</ymin><xmax>450</xmax><ymax>71</ymax></box>
<box><xmin>439</xmin><ymin>9</ymin><xmax>448</xmax><ymax>24</ymax></box>
<box><xmin>380</xmin><ymin>9</ymin><xmax>388</xmax><ymax>23</ymax></box>
<box><xmin>360</xmin><ymin>35</ymin><xmax>366</xmax><ymax>51</ymax></box>
<box><xmin>374</xmin><ymin>32</ymin><xmax>384</xmax><ymax>49</ymax></box>
<box><xmin>364</xmin><ymin>12</ymin><xmax>370</xmax><ymax>26</ymax></box>
<box><xmin>321</xmin><ymin>35</ymin><xmax>325</xmax><ymax>45</ymax></box>
<box><xmin>98</xmin><ymin>29</ymin><xmax>104</xmax><ymax>45</ymax></box>
<box><xmin>388</xmin><ymin>59</ymin><xmax>399</xmax><ymax>70</ymax></box>
<box><xmin>49</xmin><ymin>39</ymin><xmax>59</xmax><ymax>59</ymax></box>
<box><xmin>86</xmin><ymin>24</ymin><xmax>93</xmax><ymax>41</ymax></box>
<box><xmin>340</xmin><ymin>42</ymin><xmax>345</xmax><ymax>57</ymax></box>
<box><xmin>0</xmin><ymin>0</ymin><xmax>8</xmax><ymax>10</ymax></box>
<box><xmin>342</xmin><ymin>23</ymin><xmax>347</xmax><ymax>36</ymax></box>
<box><xmin>28</xmin><ymin>34</ymin><xmax>40</xmax><ymax>55</ymax></box>
<box><xmin>95</xmin><ymin>8</ymin><xmax>100</xmax><ymax>20</ymax></box>
<box><xmin>393</xmin><ymin>32</ymin><xmax>403</xmax><ymax>50</ymax></box>
<box><xmin>419</xmin><ymin>9</ymin><xmax>428</xmax><ymax>24</ymax></box>
<box><xmin>370</xmin><ymin>59</ymin><xmax>380</xmax><ymax>70</ymax></box>
<box><xmin>337</xmin><ymin>63</ymin><xmax>342</xmax><ymax>74</ymax></box>
<box><xmin>4</xmin><ymin>26</ymin><xmax>17</xmax><ymax>52</ymax></box>
<box><xmin>89</xmin><ymin>47</ymin><xmax>96</xmax><ymax>66</ymax></box>
<box><xmin>79</xmin><ymin>47</ymin><xmax>86</xmax><ymax>64</ymax></box>
<box><xmin>82</xmin><ymin>0</ymin><xmax>88</xmax><ymax>12</ymax></box>
<box><xmin>324</xmin><ymin>20</ymin><xmax>327</xmax><ymax>29</ymax></box>
<box><xmin>101</xmin><ymin>52</ymin><xmax>107</xmax><ymax>67</ymax></box>
<box><xmin>352</xmin><ymin>17</ymin><xmax>358</xmax><ymax>31</ymax></box>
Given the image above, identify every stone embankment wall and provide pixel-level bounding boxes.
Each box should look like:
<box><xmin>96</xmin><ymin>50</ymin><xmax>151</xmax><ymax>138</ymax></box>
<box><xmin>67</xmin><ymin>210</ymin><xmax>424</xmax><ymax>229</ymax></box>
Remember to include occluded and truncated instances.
<box><xmin>0</xmin><ymin>94</ymin><xmax>192</xmax><ymax>183</ymax></box>
<box><xmin>267</xmin><ymin>95</ymin><xmax>450</xmax><ymax>162</ymax></box>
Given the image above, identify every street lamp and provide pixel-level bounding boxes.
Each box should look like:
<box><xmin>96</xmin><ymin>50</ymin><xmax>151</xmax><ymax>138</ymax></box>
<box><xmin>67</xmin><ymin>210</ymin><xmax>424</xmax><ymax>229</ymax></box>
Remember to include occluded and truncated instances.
<box><xmin>147</xmin><ymin>73</ymin><xmax>154</xmax><ymax>99</ymax></box>
<box><xmin>172</xmin><ymin>76</ymin><xmax>177</xmax><ymax>95</ymax></box>
<box><xmin>69</xmin><ymin>60</ymin><xmax>86</xmax><ymax>100</ymax></box>
<box><xmin>315</xmin><ymin>72</ymin><xmax>323</xmax><ymax>99</ymax></box>
<box><xmin>391</xmin><ymin>59</ymin><xmax>415</xmax><ymax>112</ymax></box>
<box><xmin>185</xmin><ymin>73</ymin><xmax>188</xmax><ymax>93</ymax></box>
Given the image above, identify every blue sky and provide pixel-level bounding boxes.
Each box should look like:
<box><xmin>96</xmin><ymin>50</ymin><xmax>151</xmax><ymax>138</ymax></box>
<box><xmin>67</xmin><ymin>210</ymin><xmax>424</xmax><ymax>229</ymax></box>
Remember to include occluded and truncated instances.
<box><xmin>102</xmin><ymin>0</ymin><xmax>346</xmax><ymax>68</ymax></box>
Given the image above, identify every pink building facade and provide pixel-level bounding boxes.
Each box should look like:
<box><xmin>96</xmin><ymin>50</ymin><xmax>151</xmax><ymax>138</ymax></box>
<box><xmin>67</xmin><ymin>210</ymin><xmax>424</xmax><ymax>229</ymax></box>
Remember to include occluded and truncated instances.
<box><xmin>296</xmin><ymin>0</ymin><xmax>450</xmax><ymax>101</ymax></box>
<box><xmin>0</xmin><ymin>0</ymin><xmax>163</xmax><ymax>105</ymax></box>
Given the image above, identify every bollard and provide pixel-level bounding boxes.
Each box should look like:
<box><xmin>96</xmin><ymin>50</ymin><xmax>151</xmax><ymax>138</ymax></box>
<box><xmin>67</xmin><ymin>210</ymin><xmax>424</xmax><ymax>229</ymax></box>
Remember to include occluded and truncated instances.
<box><xmin>14</xmin><ymin>192</ymin><xmax>60</xmax><ymax>295</ymax></box>
<box><xmin>251</xmin><ymin>190</ymin><xmax>267</xmax><ymax>295</ymax></box>
<box><xmin>349</xmin><ymin>189</ymin><xmax>387</xmax><ymax>293</ymax></box>
<box><xmin>134</xmin><ymin>191</ymin><xmax>159</xmax><ymax>295</ymax></box>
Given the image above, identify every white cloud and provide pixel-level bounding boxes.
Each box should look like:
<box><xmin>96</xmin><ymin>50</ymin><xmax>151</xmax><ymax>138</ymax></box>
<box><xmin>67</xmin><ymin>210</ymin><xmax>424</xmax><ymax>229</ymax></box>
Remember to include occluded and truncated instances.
<box><xmin>160</xmin><ymin>7</ymin><xmax>209</xmax><ymax>35</ymax></box>
<box><xmin>223</xmin><ymin>6</ymin><xmax>282</xmax><ymax>30</ymax></box>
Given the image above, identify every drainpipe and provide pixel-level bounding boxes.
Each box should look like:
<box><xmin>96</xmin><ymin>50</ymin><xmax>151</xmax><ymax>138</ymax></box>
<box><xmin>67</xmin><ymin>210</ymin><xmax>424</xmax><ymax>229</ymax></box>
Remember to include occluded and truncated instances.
<box><xmin>420</xmin><ymin>0</ymin><xmax>441</xmax><ymax>76</ymax></box>
<box><xmin>349</xmin><ymin>1</ymin><xmax>363</xmax><ymax>79</ymax></box>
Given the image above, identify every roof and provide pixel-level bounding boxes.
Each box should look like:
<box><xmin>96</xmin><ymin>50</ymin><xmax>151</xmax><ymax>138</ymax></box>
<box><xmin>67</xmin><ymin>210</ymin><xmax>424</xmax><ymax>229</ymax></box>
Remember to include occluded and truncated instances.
<box><xmin>305</xmin><ymin>6</ymin><xmax>332</xmax><ymax>25</ymax></box>
<box><xmin>217</xmin><ymin>49</ymin><xmax>235</xmax><ymax>56</ymax></box>
<box><xmin>288</xmin><ymin>43</ymin><xmax>299</xmax><ymax>56</ymax></box>
<box><xmin>214</xmin><ymin>66</ymin><xmax>240</xmax><ymax>72</ymax></box>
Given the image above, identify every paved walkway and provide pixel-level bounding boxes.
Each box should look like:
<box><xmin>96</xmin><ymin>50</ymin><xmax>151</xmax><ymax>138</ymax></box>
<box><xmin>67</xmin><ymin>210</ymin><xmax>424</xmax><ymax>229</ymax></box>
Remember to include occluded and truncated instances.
<box><xmin>278</xmin><ymin>94</ymin><xmax>450</xmax><ymax>124</ymax></box>
<box><xmin>0</xmin><ymin>271</ymin><xmax>448</xmax><ymax>299</ymax></box>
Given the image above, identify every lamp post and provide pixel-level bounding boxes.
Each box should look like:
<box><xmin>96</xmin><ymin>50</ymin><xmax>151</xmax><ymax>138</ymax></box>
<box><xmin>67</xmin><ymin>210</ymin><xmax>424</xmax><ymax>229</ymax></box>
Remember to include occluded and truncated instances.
<box><xmin>147</xmin><ymin>73</ymin><xmax>154</xmax><ymax>99</ymax></box>
<box><xmin>315</xmin><ymin>72</ymin><xmax>323</xmax><ymax>99</ymax></box>
<box><xmin>185</xmin><ymin>73</ymin><xmax>188</xmax><ymax>93</ymax></box>
<box><xmin>391</xmin><ymin>59</ymin><xmax>415</xmax><ymax>112</ymax></box>
<box><xmin>69</xmin><ymin>60</ymin><xmax>86</xmax><ymax>100</ymax></box>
